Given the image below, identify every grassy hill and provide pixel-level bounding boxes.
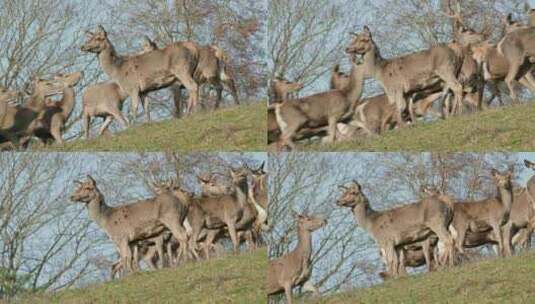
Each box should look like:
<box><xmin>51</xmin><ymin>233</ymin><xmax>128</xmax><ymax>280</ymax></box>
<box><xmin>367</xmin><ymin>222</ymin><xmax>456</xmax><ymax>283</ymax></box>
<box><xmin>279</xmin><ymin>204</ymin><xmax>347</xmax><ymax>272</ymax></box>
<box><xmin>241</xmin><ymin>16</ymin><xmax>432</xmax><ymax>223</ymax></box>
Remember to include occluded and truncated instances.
<box><xmin>49</xmin><ymin>103</ymin><xmax>266</xmax><ymax>152</ymax></box>
<box><xmin>16</xmin><ymin>249</ymin><xmax>267</xmax><ymax>304</ymax></box>
<box><xmin>319</xmin><ymin>251</ymin><xmax>535</xmax><ymax>304</ymax></box>
<box><xmin>305</xmin><ymin>103</ymin><xmax>535</xmax><ymax>151</ymax></box>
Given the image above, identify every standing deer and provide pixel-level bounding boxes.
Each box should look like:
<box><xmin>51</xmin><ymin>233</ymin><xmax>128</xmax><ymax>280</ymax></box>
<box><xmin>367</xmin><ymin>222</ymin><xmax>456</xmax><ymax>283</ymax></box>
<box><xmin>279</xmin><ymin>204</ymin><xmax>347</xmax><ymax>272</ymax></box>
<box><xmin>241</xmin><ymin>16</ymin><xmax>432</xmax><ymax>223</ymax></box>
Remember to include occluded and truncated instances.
<box><xmin>81</xmin><ymin>25</ymin><xmax>200</xmax><ymax>121</ymax></box>
<box><xmin>448</xmin><ymin>168</ymin><xmax>514</xmax><ymax>257</ymax></box>
<box><xmin>267</xmin><ymin>213</ymin><xmax>327</xmax><ymax>304</ymax></box>
<box><xmin>172</xmin><ymin>44</ymin><xmax>240</xmax><ymax>115</ymax></box>
<box><xmin>275</xmin><ymin>55</ymin><xmax>365</xmax><ymax>149</ymax></box>
<box><xmin>336</xmin><ymin>181</ymin><xmax>455</xmax><ymax>277</ymax></box>
<box><xmin>70</xmin><ymin>175</ymin><xmax>191</xmax><ymax>273</ymax></box>
<box><xmin>270</xmin><ymin>77</ymin><xmax>304</xmax><ymax>103</ymax></box>
<box><xmin>497</xmin><ymin>18</ymin><xmax>535</xmax><ymax>103</ymax></box>
<box><xmin>346</xmin><ymin>26</ymin><xmax>464</xmax><ymax>126</ymax></box>
<box><xmin>0</xmin><ymin>76</ymin><xmax>62</xmax><ymax>148</ymax></box>
<box><xmin>28</xmin><ymin>71</ymin><xmax>83</xmax><ymax>146</ymax></box>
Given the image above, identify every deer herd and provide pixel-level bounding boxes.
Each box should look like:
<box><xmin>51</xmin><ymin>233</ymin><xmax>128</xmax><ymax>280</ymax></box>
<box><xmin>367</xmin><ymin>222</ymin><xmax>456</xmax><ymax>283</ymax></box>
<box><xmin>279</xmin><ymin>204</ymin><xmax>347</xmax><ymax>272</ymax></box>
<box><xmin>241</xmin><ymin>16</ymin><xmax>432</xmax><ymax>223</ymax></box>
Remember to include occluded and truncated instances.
<box><xmin>268</xmin><ymin>2</ymin><xmax>535</xmax><ymax>150</ymax></box>
<box><xmin>269</xmin><ymin>159</ymin><xmax>535</xmax><ymax>304</ymax></box>
<box><xmin>0</xmin><ymin>25</ymin><xmax>239</xmax><ymax>149</ymax></box>
<box><xmin>69</xmin><ymin>162</ymin><xmax>267</xmax><ymax>279</ymax></box>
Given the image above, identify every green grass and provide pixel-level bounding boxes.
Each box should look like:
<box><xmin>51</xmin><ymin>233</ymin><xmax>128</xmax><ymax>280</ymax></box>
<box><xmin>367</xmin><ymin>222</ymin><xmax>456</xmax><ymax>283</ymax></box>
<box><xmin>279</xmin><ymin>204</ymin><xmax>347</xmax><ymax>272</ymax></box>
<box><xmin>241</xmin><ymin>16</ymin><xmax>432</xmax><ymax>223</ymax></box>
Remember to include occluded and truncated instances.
<box><xmin>305</xmin><ymin>103</ymin><xmax>535</xmax><ymax>151</ymax></box>
<box><xmin>50</xmin><ymin>103</ymin><xmax>266</xmax><ymax>152</ymax></box>
<box><xmin>320</xmin><ymin>251</ymin><xmax>535</xmax><ymax>304</ymax></box>
<box><xmin>16</xmin><ymin>249</ymin><xmax>267</xmax><ymax>304</ymax></box>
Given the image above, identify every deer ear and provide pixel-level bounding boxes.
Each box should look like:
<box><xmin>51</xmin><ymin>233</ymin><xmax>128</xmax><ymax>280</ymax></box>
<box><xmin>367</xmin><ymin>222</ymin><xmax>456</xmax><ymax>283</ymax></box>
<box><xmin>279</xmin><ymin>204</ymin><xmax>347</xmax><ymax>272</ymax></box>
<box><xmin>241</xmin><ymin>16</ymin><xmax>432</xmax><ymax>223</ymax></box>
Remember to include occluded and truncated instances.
<box><xmin>86</xmin><ymin>175</ymin><xmax>96</xmax><ymax>186</ymax></box>
<box><xmin>490</xmin><ymin>169</ymin><xmax>499</xmax><ymax>177</ymax></box>
<box><xmin>259</xmin><ymin>161</ymin><xmax>265</xmax><ymax>171</ymax></box>
<box><xmin>363</xmin><ymin>26</ymin><xmax>371</xmax><ymax>37</ymax></box>
<box><xmin>96</xmin><ymin>25</ymin><xmax>107</xmax><ymax>36</ymax></box>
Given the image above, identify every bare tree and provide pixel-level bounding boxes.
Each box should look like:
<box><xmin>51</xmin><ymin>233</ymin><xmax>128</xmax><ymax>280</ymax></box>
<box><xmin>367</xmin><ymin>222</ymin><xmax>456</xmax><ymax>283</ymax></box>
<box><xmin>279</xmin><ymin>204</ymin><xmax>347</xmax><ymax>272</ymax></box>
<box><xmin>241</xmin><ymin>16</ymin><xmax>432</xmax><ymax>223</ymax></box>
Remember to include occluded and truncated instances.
<box><xmin>0</xmin><ymin>153</ymin><xmax>103</xmax><ymax>300</ymax></box>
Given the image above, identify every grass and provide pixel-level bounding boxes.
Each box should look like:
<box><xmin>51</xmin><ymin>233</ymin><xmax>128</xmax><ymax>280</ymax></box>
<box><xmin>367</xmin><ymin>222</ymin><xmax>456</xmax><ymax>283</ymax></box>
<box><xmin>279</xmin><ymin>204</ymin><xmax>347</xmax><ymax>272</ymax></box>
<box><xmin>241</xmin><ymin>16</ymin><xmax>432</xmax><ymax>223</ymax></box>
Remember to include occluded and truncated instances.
<box><xmin>319</xmin><ymin>251</ymin><xmax>535</xmax><ymax>304</ymax></box>
<box><xmin>49</xmin><ymin>103</ymin><xmax>266</xmax><ymax>152</ymax></box>
<box><xmin>15</xmin><ymin>249</ymin><xmax>267</xmax><ymax>304</ymax></box>
<box><xmin>304</xmin><ymin>102</ymin><xmax>535</xmax><ymax>151</ymax></box>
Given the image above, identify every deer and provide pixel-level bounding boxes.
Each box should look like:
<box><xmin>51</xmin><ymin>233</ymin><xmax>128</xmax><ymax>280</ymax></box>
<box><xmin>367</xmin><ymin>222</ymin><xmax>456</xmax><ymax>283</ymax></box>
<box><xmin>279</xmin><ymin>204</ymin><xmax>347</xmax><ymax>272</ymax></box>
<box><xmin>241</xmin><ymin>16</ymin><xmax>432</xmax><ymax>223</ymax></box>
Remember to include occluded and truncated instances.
<box><xmin>70</xmin><ymin>175</ymin><xmax>192</xmax><ymax>274</ymax></box>
<box><xmin>26</xmin><ymin>71</ymin><xmax>83</xmax><ymax>146</ymax></box>
<box><xmin>270</xmin><ymin>76</ymin><xmax>304</xmax><ymax>103</ymax></box>
<box><xmin>448</xmin><ymin>168</ymin><xmax>514</xmax><ymax>258</ymax></box>
<box><xmin>275</xmin><ymin>54</ymin><xmax>365</xmax><ymax>149</ymax></box>
<box><xmin>81</xmin><ymin>25</ymin><xmax>201</xmax><ymax>121</ymax></box>
<box><xmin>172</xmin><ymin>44</ymin><xmax>240</xmax><ymax>115</ymax></box>
<box><xmin>247</xmin><ymin>162</ymin><xmax>268</xmax><ymax>232</ymax></box>
<box><xmin>336</xmin><ymin>180</ymin><xmax>455</xmax><ymax>278</ymax></box>
<box><xmin>496</xmin><ymin>16</ymin><xmax>535</xmax><ymax>104</ymax></box>
<box><xmin>330</xmin><ymin>64</ymin><xmax>351</xmax><ymax>91</ymax></box>
<box><xmin>346</xmin><ymin>26</ymin><xmax>465</xmax><ymax>126</ymax></box>
<box><xmin>0</xmin><ymin>76</ymin><xmax>63</xmax><ymax>148</ymax></box>
<box><xmin>267</xmin><ymin>213</ymin><xmax>327</xmax><ymax>304</ymax></box>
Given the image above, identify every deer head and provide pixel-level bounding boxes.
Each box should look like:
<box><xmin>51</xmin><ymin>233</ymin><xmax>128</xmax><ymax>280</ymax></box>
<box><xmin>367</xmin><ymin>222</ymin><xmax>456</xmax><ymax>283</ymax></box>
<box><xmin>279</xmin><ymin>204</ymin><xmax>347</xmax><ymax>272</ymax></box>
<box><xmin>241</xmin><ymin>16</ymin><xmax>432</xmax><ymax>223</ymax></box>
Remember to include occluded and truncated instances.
<box><xmin>197</xmin><ymin>173</ymin><xmax>231</xmax><ymax>196</ymax></box>
<box><xmin>70</xmin><ymin>175</ymin><xmax>100</xmax><ymax>203</ymax></box>
<box><xmin>272</xmin><ymin>77</ymin><xmax>304</xmax><ymax>95</ymax></box>
<box><xmin>30</xmin><ymin>75</ymin><xmax>63</xmax><ymax>98</ymax></box>
<box><xmin>346</xmin><ymin>26</ymin><xmax>374</xmax><ymax>58</ymax></box>
<box><xmin>0</xmin><ymin>86</ymin><xmax>20</xmax><ymax>103</ymax></box>
<box><xmin>230</xmin><ymin>166</ymin><xmax>249</xmax><ymax>185</ymax></box>
<box><xmin>502</xmin><ymin>13</ymin><xmax>526</xmax><ymax>33</ymax></box>
<box><xmin>81</xmin><ymin>25</ymin><xmax>109</xmax><ymax>53</ymax></box>
<box><xmin>292</xmin><ymin>211</ymin><xmax>327</xmax><ymax>232</ymax></box>
<box><xmin>53</xmin><ymin>71</ymin><xmax>84</xmax><ymax>88</ymax></box>
<box><xmin>336</xmin><ymin>180</ymin><xmax>366</xmax><ymax>207</ymax></box>
<box><xmin>490</xmin><ymin>168</ymin><xmax>513</xmax><ymax>189</ymax></box>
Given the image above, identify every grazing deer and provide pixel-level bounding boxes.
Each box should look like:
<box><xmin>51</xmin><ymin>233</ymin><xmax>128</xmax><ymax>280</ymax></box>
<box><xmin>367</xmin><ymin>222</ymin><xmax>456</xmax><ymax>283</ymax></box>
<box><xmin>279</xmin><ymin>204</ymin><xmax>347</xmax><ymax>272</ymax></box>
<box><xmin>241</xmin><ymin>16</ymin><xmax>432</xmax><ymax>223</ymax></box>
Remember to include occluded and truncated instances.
<box><xmin>70</xmin><ymin>175</ymin><xmax>191</xmax><ymax>273</ymax></box>
<box><xmin>497</xmin><ymin>17</ymin><xmax>535</xmax><ymax>103</ymax></box>
<box><xmin>28</xmin><ymin>71</ymin><xmax>83</xmax><ymax>146</ymax></box>
<box><xmin>336</xmin><ymin>181</ymin><xmax>455</xmax><ymax>277</ymax></box>
<box><xmin>346</xmin><ymin>26</ymin><xmax>464</xmax><ymax>125</ymax></box>
<box><xmin>267</xmin><ymin>213</ymin><xmax>327</xmax><ymax>304</ymax></box>
<box><xmin>275</xmin><ymin>56</ymin><xmax>365</xmax><ymax>149</ymax></box>
<box><xmin>448</xmin><ymin>169</ymin><xmax>514</xmax><ymax>257</ymax></box>
<box><xmin>0</xmin><ymin>76</ymin><xmax>62</xmax><ymax>148</ymax></box>
<box><xmin>271</xmin><ymin>76</ymin><xmax>304</xmax><ymax>103</ymax></box>
<box><xmin>81</xmin><ymin>25</ymin><xmax>200</xmax><ymax>120</ymax></box>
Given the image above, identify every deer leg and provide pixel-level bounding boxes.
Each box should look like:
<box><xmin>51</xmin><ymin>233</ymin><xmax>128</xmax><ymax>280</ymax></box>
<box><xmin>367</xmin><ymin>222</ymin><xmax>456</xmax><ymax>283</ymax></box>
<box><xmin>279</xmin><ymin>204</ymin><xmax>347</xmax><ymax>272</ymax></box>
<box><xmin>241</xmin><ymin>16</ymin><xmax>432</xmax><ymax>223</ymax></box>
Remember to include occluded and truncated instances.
<box><xmin>502</xmin><ymin>222</ymin><xmax>514</xmax><ymax>256</ymax></box>
<box><xmin>171</xmin><ymin>84</ymin><xmax>183</xmax><ymax>118</ymax></box>
<box><xmin>505</xmin><ymin>60</ymin><xmax>523</xmax><ymax>104</ymax></box>
<box><xmin>224</xmin><ymin>77</ymin><xmax>240</xmax><ymax>105</ymax></box>
<box><xmin>118</xmin><ymin>239</ymin><xmax>132</xmax><ymax>274</ymax></box>
<box><xmin>214</xmin><ymin>83</ymin><xmax>223</xmax><ymax>110</ymax></box>
<box><xmin>129</xmin><ymin>91</ymin><xmax>141</xmax><ymax>122</ymax></box>
<box><xmin>176</xmin><ymin>71</ymin><xmax>199</xmax><ymax>115</ymax></box>
<box><xmin>160</xmin><ymin>218</ymin><xmax>189</xmax><ymax>264</ymax></box>
<box><xmin>83</xmin><ymin>113</ymin><xmax>91</xmax><ymax>139</ymax></box>
<box><xmin>430</xmin><ymin>223</ymin><xmax>454</xmax><ymax>266</ymax></box>
<box><xmin>98</xmin><ymin>116</ymin><xmax>114</xmax><ymax>137</ymax></box>
<box><xmin>283</xmin><ymin>282</ymin><xmax>294</xmax><ymax>304</ymax></box>
<box><xmin>50</xmin><ymin>116</ymin><xmax>64</xmax><ymax>145</ymax></box>
<box><xmin>491</xmin><ymin>222</ymin><xmax>504</xmax><ymax>257</ymax></box>
<box><xmin>141</xmin><ymin>94</ymin><xmax>150</xmax><ymax>122</ymax></box>
<box><xmin>326</xmin><ymin>116</ymin><xmax>337</xmax><ymax>143</ymax></box>
<box><xmin>422</xmin><ymin>239</ymin><xmax>433</xmax><ymax>272</ymax></box>
<box><xmin>227</xmin><ymin>221</ymin><xmax>239</xmax><ymax>254</ymax></box>
<box><xmin>110</xmin><ymin>109</ymin><xmax>128</xmax><ymax>130</ymax></box>
<box><xmin>110</xmin><ymin>260</ymin><xmax>121</xmax><ymax>280</ymax></box>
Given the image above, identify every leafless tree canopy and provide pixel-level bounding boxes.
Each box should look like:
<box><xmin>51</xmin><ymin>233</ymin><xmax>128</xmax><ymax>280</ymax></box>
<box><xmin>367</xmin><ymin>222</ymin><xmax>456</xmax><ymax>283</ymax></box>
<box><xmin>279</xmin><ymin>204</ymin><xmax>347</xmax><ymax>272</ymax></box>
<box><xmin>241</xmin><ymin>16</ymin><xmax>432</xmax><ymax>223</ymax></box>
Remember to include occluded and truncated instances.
<box><xmin>268</xmin><ymin>0</ymin><xmax>527</xmax><ymax>94</ymax></box>
<box><xmin>268</xmin><ymin>152</ymin><xmax>524</xmax><ymax>298</ymax></box>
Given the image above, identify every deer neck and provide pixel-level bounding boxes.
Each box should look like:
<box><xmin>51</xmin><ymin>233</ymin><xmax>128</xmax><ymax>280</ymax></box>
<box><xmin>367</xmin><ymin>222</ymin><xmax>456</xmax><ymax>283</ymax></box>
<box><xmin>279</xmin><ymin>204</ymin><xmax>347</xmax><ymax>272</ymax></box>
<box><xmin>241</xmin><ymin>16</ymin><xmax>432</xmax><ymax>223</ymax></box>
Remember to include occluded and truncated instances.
<box><xmin>86</xmin><ymin>191</ymin><xmax>112</xmax><ymax>228</ymax></box>
<box><xmin>233</xmin><ymin>178</ymin><xmax>248</xmax><ymax>208</ymax></box>
<box><xmin>98</xmin><ymin>42</ymin><xmax>122</xmax><ymax>79</ymax></box>
<box><xmin>351</xmin><ymin>198</ymin><xmax>374</xmax><ymax>230</ymax></box>
<box><xmin>342</xmin><ymin>63</ymin><xmax>365</xmax><ymax>105</ymax></box>
<box><xmin>25</xmin><ymin>94</ymin><xmax>46</xmax><ymax>112</ymax></box>
<box><xmin>362</xmin><ymin>43</ymin><xmax>385</xmax><ymax>80</ymax></box>
<box><xmin>58</xmin><ymin>86</ymin><xmax>75</xmax><ymax>120</ymax></box>
<box><xmin>295</xmin><ymin>225</ymin><xmax>313</xmax><ymax>265</ymax></box>
<box><xmin>497</xmin><ymin>182</ymin><xmax>513</xmax><ymax>213</ymax></box>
